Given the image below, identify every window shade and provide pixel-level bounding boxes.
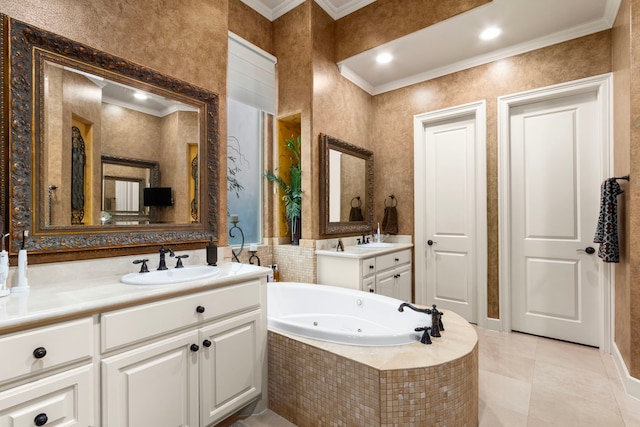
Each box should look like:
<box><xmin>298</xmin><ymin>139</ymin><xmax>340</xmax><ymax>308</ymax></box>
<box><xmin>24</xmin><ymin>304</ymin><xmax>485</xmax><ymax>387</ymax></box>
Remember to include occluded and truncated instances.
<box><xmin>228</xmin><ymin>33</ymin><xmax>277</xmax><ymax>114</ymax></box>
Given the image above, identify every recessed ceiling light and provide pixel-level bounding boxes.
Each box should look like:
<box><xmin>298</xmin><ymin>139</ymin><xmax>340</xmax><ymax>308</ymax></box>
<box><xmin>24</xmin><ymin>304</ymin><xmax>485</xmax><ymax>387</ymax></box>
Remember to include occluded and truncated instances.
<box><xmin>376</xmin><ymin>53</ymin><xmax>393</xmax><ymax>64</ymax></box>
<box><xmin>480</xmin><ymin>27</ymin><xmax>502</xmax><ymax>41</ymax></box>
<box><xmin>134</xmin><ymin>92</ymin><xmax>148</xmax><ymax>100</ymax></box>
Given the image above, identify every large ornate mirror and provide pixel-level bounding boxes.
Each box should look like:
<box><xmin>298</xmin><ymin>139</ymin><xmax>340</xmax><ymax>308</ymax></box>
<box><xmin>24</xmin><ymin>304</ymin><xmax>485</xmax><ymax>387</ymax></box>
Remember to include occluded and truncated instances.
<box><xmin>4</xmin><ymin>17</ymin><xmax>219</xmax><ymax>256</ymax></box>
<box><xmin>319</xmin><ymin>134</ymin><xmax>373</xmax><ymax>236</ymax></box>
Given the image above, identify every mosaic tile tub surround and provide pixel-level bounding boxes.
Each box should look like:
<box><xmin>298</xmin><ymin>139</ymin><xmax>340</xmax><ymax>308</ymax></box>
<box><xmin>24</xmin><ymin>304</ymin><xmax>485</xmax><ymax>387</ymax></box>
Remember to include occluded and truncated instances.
<box><xmin>268</xmin><ymin>310</ymin><xmax>478</xmax><ymax>426</ymax></box>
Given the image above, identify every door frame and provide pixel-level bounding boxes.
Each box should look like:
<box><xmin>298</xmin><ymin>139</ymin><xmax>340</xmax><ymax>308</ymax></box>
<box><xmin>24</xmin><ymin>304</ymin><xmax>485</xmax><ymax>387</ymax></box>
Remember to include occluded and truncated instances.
<box><xmin>414</xmin><ymin>100</ymin><xmax>488</xmax><ymax>328</ymax></box>
<box><xmin>497</xmin><ymin>74</ymin><xmax>613</xmax><ymax>352</ymax></box>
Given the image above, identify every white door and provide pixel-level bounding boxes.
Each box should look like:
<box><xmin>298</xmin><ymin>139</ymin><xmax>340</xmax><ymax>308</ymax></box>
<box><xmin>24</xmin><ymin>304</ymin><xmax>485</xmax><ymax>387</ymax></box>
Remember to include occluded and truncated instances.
<box><xmin>509</xmin><ymin>91</ymin><xmax>602</xmax><ymax>347</ymax></box>
<box><xmin>424</xmin><ymin>116</ymin><xmax>478</xmax><ymax>322</ymax></box>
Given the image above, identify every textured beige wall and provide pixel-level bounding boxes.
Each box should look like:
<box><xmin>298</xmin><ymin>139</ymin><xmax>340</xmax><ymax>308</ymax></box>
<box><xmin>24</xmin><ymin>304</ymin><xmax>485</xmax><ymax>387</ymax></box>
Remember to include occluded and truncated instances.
<box><xmin>372</xmin><ymin>31</ymin><xmax>612</xmax><ymax>317</ymax></box>
<box><xmin>228</xmin><ymin>0</ymin><xmax>273</xmax><ymax>55</ymax></box>
<box><xmin>334</xmin><ymin>0</ymin><xmax>491</xmax><ymax>61</ymax></box>
<box><xmin>310</xmin><ymin>2</ymin><xmax>374</xmax><ymax>239</ymax></box>
<box><xmin>0</xmin><ymin>0</ymin><xmax>229</xmax><ymax>243</ymax></box>
<box><xmin>612</xmin><ymin>0</ymin><xmax>633</xmax><ymax>377</ymax></box>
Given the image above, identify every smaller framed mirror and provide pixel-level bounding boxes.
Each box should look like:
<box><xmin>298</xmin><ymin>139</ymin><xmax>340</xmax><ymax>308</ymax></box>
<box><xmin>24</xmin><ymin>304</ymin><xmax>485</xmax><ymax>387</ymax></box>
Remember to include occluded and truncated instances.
<box><xmin>319</xmin><ymin>134</ymin><xmax>373</xmax><ymax>236</ymax></box>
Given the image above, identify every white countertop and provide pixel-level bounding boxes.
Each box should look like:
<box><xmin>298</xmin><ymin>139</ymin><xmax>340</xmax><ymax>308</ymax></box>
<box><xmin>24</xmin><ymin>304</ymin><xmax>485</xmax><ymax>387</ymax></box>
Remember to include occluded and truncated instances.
<box><xmin>315</xmin><ymin>242</ymin><xmax>413</xmax><ymax>259</ymax></box>
<box><xmin>0</xmin><ymin>261</ymin><xmax>270</xmax><ymax>333</ymax></box>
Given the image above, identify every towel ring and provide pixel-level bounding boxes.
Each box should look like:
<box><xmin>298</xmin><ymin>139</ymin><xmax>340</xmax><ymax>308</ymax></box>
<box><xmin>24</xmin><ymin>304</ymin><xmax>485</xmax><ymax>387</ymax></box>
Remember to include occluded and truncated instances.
<box><xmin>351</xmin><ymin>196</ymin><xmax>362</xmax><ymax>208</ymax></box>
<box><xmin>384</xmin><ymin>195</ymin><xmax>397</xmax><ymax>208</ymax></box>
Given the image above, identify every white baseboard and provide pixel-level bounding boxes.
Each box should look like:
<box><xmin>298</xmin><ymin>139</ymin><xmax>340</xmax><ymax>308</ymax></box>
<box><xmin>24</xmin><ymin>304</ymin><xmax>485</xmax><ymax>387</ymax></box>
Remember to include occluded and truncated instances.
<box><xmin>612</xmin><ymin>342</ymin><xmax>640</xmax><ymax>401</ymax></box>
<box><xmin>486</xmin><ymin>317</ymin><xmax>501</xmax><ymax>332</ymax></box>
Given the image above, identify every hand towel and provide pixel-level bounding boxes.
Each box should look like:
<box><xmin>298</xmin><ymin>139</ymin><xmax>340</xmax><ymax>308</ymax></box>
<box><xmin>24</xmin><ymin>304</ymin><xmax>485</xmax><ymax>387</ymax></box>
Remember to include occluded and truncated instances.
<box><xmin>349</xmin><ymin>206</ymin><xmax>364</xmax><ymax>221</ymax></box>
<box><xmin>594</xmin><ymin>178</ymin><xmax>623</xmax><ymax>262</ymax></box>
<box><xmin>381</xmin><ymin>206</ymin><xmax>398</xmax><ymax>235</ymax></box>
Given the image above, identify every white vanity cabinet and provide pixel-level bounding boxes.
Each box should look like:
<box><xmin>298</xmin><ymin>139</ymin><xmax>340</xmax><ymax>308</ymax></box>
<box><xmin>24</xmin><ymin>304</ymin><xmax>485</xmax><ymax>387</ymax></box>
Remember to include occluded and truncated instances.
<box><xmin>0</xmin><ymin>318</ymin><xmax>96</xmax><ymax>425</ymax></box>
<box><xmin>101</xmin><ymin>279</ymin><xmax>264</xmax><ymax>427</ymax></box>
<box><xmin>317</xmin><ymin>246</ymin><xmax>413</xmax><ymax>301</ymax></box>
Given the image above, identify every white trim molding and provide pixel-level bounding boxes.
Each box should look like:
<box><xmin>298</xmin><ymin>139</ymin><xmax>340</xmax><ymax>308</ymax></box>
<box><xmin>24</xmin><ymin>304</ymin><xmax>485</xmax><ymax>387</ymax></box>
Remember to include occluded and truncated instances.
<box><xmin>413</xmin><ymin>100</ymin><xmax>488</xmax><ymax>328</ymax></box>
<box><xmin>497</xmin><ymin>73</ymin><xmax>613</xmax><ymax>352</ymax></box>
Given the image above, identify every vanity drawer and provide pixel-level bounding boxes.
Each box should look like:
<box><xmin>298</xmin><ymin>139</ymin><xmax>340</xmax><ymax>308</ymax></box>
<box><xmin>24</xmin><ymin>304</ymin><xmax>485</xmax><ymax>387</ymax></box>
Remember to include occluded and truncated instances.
<box><xmin>361</xmin><ymin>258</ymin><xmax>376</xmax><ymax>278</ymax></box>
<box><xmin>101</xmin><ymin>280</ymin><xmax>261</xmax><ymax>352</ymax></box>
<box><xmin>376</xmin><ymin>249</ymin><xmax>411</xmax><ymax>271</ymax></box>
<box><xmin>0</xmin><ymin>318</ymin><xmax>94</xmax><ymax>385</ymax></box>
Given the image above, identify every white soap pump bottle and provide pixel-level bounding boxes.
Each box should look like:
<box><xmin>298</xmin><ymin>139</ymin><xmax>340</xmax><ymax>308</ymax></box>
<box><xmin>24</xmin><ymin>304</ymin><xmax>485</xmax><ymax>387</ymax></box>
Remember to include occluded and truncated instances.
<box><xmin>0</xmin><ymin>233</ymin><xmax>9</xmax><ymax>298</ymax></box>
<box><xmin>11</xmin><ymin>230</ymin><xmax>29</xmax><ymax>293</ymax></box>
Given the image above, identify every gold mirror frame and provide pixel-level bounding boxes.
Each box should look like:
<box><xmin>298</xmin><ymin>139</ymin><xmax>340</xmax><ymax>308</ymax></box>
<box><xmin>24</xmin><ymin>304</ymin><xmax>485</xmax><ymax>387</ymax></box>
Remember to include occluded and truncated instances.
<box><xmin>3</xmin><ymin>17</ymin><xmax>219</xmax><ymax>257</ymax></box>
<box><xmin>319</xmin><ymin>133</ymin><xmax>374</xmax><ymax>236</ymax></box>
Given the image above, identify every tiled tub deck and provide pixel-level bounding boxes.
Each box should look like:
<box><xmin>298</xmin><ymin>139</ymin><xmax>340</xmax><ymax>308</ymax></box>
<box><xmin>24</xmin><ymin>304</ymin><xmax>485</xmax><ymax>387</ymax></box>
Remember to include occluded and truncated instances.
<box><xmin>268</xmin><ymin>310</ymin><xmax>478</xmax><ymax>427</ymax></box>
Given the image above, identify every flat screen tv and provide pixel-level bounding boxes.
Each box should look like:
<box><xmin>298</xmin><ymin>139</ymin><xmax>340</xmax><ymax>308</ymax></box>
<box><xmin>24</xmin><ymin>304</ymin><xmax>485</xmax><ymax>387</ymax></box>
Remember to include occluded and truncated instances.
<box><xmin>143</xmin><ymin>187</ymin><xmax>173</xmax><ymax>207</ymax></box>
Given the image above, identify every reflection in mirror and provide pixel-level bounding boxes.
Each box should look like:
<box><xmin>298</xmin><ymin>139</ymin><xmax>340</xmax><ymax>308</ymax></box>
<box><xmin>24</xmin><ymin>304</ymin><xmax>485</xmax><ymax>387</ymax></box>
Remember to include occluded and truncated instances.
<box><xmin>5</xmin><ymin>17</ymin><xmax>219</xmax><ymax>256</ymax></box>
<box><xmin>99</xmin><ymin>155</ymin><xmax>160</xmax><ymax>225</ymax></box>
<box><xmin>320</xmin><ymin>134</ymin><xmax>373</xmax><ymax>236</ymax></box>
<box><xmin>43</xmin><ymin>60</ymin><xmax>199</xmax><ymax>228</ymax></box>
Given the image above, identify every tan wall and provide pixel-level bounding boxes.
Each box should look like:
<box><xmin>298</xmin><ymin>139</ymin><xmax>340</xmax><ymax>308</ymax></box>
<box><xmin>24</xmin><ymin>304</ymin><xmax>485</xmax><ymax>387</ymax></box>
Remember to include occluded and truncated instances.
<box><xmin>612</xmin><ymin>0</ymin><xmax>633</xmax><ymax>377</ymax></box>
<box><xmin>228</xmin><ymin>0</ymin><xmax>273</xmax><ymax>55</ymax></box>
<box><xmin>0</xmin><ymin>0</ymin><xmax>230</xmax><ymax>243</ymax></box>
<box><xmin>310</xmin><ymin>2</ymin><xmax>374</xmax><ymax>239</ymax></box>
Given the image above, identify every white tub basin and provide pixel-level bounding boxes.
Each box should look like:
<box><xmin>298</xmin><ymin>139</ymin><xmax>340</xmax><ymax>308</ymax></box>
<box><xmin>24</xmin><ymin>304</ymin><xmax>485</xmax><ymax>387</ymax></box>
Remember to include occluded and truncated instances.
<box><xmin>121</xmin><ymin>265</ymin><xmax>221</xmax><ymax>285</ymax></box>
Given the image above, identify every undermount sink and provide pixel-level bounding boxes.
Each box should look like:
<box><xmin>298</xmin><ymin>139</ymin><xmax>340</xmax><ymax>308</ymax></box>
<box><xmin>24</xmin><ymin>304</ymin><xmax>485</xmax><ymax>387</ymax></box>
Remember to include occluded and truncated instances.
<box><xmin>121</xmin><ymin>265</ymin><xmax>221</xmax><ymax>285</ymax></box>
<box><xmin>358</xmin><ymin>242</ymin><xmax>395</xmax><ymax>248</ymax></box>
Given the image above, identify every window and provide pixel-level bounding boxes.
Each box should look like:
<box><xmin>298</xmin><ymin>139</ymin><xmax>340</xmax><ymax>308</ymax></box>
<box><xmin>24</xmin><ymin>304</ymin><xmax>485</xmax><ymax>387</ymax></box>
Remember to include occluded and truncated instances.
<box><xmin>227</xmin><ymin>33</ymin><xmax>276</xmax><ymax>246</ymax></box>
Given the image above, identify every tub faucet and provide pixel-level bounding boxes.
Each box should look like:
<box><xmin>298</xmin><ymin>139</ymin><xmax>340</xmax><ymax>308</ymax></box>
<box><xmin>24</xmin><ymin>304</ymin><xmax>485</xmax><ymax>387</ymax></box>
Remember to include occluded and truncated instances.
<box><xmin>430</xmin><ymin>304</ymin><xmax>444</xmax><ymax>337</ymax></box>
<box><xmin>398</xmin><ymin>302</ymin><xmax>432</xmax><ymax>314</ymax></box>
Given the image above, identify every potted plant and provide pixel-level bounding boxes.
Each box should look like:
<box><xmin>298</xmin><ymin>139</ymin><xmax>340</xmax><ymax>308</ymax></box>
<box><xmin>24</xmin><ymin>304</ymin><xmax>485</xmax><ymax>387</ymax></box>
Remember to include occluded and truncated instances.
<box><xmin>264</xmin><ymin>135</ymin><xmax>302</xmax><ymax>245</ymax></box>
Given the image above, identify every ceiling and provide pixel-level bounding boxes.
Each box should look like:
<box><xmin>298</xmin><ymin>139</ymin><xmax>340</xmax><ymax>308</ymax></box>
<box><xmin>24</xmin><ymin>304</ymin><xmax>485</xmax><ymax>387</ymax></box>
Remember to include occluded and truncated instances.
<box><xmin>242</xmin><ymin>0</ymin><xmax>620</xmax><ymax>95</ymax></box>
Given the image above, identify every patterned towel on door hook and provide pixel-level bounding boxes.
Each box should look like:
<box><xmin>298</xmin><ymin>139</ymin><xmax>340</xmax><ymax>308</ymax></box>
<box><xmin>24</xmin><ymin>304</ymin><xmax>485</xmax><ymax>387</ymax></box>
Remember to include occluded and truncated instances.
<box><xmin>594</xmin><ymin>178</ymin><xmax>623</xmax><ymax>262</ymax></box>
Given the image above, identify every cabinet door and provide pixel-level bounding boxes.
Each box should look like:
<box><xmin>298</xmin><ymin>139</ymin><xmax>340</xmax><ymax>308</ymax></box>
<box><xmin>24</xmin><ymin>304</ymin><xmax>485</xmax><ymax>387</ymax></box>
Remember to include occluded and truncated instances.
<box><xmin>0</xmin><ymin>364</ymin><xmax>94</xmax><ymax>427</ymax></box>
<box><xmin>199</xmin><ymin>310</ymin><xmax>261</xmax><ymax>426</ymax></box>
<box><xmin>376</xmin><ymin>270</ymin><xmax>396</xmax><ymax>299</ymax></box>
<box><xmin>395</xmin><ymin>264</ymin><xmax>412</xmax><ymax>302</ymax></box>
<box><xmin>102</xmin><ymin>330</ymin><xmax>199</xmax><ymax>427</ymax></box>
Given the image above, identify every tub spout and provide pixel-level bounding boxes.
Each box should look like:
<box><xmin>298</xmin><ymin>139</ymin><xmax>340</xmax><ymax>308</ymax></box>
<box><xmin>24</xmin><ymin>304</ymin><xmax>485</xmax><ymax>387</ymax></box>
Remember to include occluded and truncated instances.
<box><xmin>398</xmin><ymin>302</ymin><xmax>432</xmax><ymax>314</ymax></box>
<box><xmin>414</xmin><ymin>326</ymin><xmax>432</xmax><ymax>344</ymax></box>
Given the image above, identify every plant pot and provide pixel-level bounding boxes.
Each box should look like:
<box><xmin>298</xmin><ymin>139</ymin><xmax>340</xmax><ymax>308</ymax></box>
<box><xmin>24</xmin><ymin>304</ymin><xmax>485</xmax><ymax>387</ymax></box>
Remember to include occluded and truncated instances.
<box><xmin>290</xmin><ymin>216</ymin><xmax>301</xmax><ymax>245</ymax></box>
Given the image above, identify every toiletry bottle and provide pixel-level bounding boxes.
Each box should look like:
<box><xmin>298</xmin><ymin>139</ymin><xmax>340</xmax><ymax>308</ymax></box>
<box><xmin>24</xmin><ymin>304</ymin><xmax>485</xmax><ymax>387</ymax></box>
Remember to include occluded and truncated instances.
<box><xmin>13</xmin><ymin>230</ymin><xmax>29</xmax><ymax>293</ymax></box>
<box><xmin>0</xmin><ymin>233</ymin><xmax>8</xmax><ymax>297</ymax></box>
<box><xmin>272</xmin><ymin>264</ymin><xmax>280</xmax><ymax>282</ymax></box>
<box><xmin>267</xmin><ymin>265</ymin><xmax>274</xmax><ymax>282</ymax></box>
<box><xmin>0</xmin><ymin>250</ymin><xmax>8</xmax><ymax>297</ymax></box>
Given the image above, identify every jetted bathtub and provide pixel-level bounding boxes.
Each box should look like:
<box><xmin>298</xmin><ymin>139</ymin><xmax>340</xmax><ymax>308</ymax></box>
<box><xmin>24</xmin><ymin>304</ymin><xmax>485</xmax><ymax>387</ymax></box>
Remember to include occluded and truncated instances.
<box><xmin>267</xmin><ymin>282</ymin><xmax>432</xmax><ymax>346</ymax></box>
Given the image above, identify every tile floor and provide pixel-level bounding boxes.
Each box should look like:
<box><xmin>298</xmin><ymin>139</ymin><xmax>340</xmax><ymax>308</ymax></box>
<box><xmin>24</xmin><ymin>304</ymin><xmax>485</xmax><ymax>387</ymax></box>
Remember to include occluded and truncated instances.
<box><xmin>232</xmin><ymin>327</ymin><xmax>640</xmax><ymax>426</ymax></box>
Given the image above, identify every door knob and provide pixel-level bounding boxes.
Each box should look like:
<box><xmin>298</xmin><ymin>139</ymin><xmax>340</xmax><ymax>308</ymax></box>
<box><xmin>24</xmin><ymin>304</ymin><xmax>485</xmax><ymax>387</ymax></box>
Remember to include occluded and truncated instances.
<box><xmin>427</xmin><ymin>240</ymin><xmax>437</xmax><ymax>246</ymax></box>
<box><xmin>577</xmin><ymin>247</ymin><xmax>595</xmax><ymax>255</ymax></box>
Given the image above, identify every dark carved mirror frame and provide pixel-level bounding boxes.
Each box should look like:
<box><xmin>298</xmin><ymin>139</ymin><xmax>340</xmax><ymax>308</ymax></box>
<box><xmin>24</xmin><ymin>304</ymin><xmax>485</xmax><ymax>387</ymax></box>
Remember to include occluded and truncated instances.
<box><xmin>319</xmin><ymin>133</ymin><xmax>374</xmax><ymax>236</ymax></box>
<box><xmin>2</xmin><ymin>17</ymin><xmax>219</xmax><ymax>259</ymax></box>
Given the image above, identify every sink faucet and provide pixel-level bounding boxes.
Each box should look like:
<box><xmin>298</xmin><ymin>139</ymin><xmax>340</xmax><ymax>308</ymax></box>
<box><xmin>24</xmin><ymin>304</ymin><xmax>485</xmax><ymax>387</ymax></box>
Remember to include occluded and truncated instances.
<box><xmin>158</xmin><ymin>246</ymin><xmax>174</xmax><ymax>270</ymax></box>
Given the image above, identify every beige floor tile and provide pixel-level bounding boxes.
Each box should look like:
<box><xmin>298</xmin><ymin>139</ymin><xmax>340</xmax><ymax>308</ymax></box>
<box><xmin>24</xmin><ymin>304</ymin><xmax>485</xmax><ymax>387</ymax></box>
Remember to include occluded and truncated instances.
<box><xmin>478</xmin><ymin>400</ymin><xmax>528</xmax><ymax>427</ymax></box>
<box><xmin>534</xmin><ymin>336</ymin><xmax>606</xmax><ymax>375</ymax></box>
<box><xmin>528</xmin><ymin>385</ymin><xmax>625</xmax><ymax>426</ymax></box>
<box><xmin>531</xmin><ymin>359</ymin><xmax>615</xmax><ymax>406</ymax></box>
<box><xmin>479</xmin><ymin>370</ymin><xmax>531</xmax><ymax>416</ymax></box>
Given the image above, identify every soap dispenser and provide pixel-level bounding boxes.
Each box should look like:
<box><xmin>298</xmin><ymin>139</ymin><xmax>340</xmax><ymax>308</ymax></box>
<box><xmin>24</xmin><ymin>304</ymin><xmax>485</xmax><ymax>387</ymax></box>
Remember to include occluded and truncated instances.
<box><xmin>0</xmin><ymin>233</ymin><xmax>9</xmax><ymax>298</ymax></box>
<box><xmin>11</xmin><ymin>230</ymin><xmax>29</xmax><ymax>293</ymax></box>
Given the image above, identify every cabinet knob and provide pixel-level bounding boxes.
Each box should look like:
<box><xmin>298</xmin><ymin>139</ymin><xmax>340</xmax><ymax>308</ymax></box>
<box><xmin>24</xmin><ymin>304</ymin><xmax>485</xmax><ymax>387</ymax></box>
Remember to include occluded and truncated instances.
<box><xmin>34</xmin><ymin>413</ymin><xmax>48</xmax><ymax>426</ymax></box>
<box><xmin>190</xmin><ymin>344</ymin><xmax>200</xmax><ymax>352</ymax></box>
<box><xmin>196</xmin><ymin>305</ymin><xmax>205</xmax><ymax>313</ymax></box>
<box><xmin>395</xmin><ymin>258</ymin><xmax>399</xmax><ymax>262</ymax></box>
<box><xmin>33</xmin><ymin>347</ymin><xmax>47</xmax><ymax>359</ymax></box>
<box><xmin>369</xmin><ymin>265</ymin><xmax>374</xmax><ymax>270</ymax></box>
<box><xmin>202</xmin><ymin>339</ymin><xmax>212</xmax><ymax>347</ymax></box>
